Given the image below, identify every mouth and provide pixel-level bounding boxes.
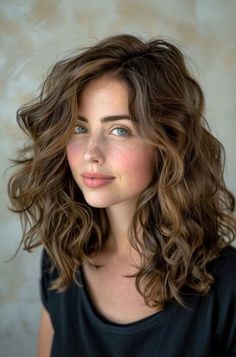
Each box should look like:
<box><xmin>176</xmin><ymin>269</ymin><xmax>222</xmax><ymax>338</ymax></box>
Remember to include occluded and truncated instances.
<box><xmin>81</xmin><ymin>172</ymin><xmax>115</xmax><ymax>188</ymax></box>
<box><xmin>82</xmin><ymin>172</ymin><xmax>115</xmax><ymax>179</ymax></box>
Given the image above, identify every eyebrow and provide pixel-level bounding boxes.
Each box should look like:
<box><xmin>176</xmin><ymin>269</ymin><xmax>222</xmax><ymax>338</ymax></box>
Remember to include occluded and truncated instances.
<box><xmin>78</xmin><ymin>115</ymin><xmax>131</xmax><ymax>123</ymax></box>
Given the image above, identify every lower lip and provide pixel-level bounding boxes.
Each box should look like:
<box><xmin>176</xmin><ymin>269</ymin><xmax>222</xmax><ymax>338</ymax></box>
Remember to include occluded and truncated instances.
<box><xmin>82</xmin><ymin>177</ymin><xmax>115</xmax><ymax>188</ymax></box>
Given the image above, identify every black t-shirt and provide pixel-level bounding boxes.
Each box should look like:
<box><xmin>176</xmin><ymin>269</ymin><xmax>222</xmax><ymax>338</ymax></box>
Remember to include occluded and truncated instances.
<box><xmin>40</xmin><ymin>245</ymin><xmax>236</xmax><ymax>357</ymax></box>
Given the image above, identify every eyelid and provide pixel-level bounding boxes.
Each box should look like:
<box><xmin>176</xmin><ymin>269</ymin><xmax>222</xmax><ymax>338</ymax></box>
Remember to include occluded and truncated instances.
<box><xmin>110</xmin><ymin>125</ymin><xmax>132</xmax><ymax>136</ymax></box>
<box><xmin>73</xmin><ymin>121</ymin><xmax>133</xmax><ymax>135</ymax></box>
<box><xmin>75</xmin><ymin>120</ymin><xmax>87</xmax><ymax>127</ymax></box>
<box><xmin>74</xmin><ymin>122</ymin><xmax>88</xmax><ymax>134</ymax></box>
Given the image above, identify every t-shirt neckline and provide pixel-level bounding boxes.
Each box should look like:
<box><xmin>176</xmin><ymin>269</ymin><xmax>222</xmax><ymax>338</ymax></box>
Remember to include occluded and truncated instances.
<box><xmin>78</xmin><ymin>265</ymin><xmax>178</xmax><ymax>335</ymax></box>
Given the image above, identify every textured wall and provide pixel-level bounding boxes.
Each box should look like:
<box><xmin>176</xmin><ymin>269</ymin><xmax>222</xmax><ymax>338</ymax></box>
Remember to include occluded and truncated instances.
<box><xmin>1</xmin><ymin>0</ymin><xmax>236</xmax><ymax>356</ymax></box>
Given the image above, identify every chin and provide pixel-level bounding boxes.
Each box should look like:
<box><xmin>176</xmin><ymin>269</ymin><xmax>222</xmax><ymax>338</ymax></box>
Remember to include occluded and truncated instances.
<box><xmin>82</xmin><ymin>195</ymin><xmax>114</xmax><ymax>208</ymax></box>
<box><xmin>85</xmin><ymin>201</ymin><xmax>110</xmax><ymax>208</ymax></box>
<box><xmin>81</xmin><ymin>192</ymin><xmax>121</xmax><ymax>209</ymax></box>
<box><xmin>83</xmin><ymin>194</ymin><xmax>139</xmax><ymax>210</ymax></box>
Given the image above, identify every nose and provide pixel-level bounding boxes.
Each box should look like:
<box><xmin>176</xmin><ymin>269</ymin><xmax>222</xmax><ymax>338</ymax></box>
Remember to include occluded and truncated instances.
<box><xmin>84</xmin><ymin>136</ymin><xmax>105</xmax><ymax>164</ymax></box>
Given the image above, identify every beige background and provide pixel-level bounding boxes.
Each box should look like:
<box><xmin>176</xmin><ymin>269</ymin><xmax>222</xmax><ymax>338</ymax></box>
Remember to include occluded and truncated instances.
<box><xmin>1</xmin><ymin>0</ymin><xmax>236</xmax><ymax>356</ymax></box>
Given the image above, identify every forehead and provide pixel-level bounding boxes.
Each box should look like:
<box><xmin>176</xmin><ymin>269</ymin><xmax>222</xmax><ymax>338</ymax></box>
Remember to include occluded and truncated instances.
<box><xmin>77</xmin><ymin>79</ymin><xmax>130</xmax><ymax>126</ymax></box>
<box><xmin>77</xmin><ymin>75</ymin><xmax>129</xmax><ymax>109</ymax></box>
<box><xmin>75</xmin><ymin>74</ymin><xmax>141</xmax><ymax>131</ymax></box>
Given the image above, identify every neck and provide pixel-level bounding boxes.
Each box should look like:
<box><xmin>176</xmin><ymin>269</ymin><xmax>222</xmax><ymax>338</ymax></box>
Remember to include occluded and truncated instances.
<box><xmin>104</xmin><ymin>200</ymin><xmax>139</xmax><ymax>258</ymax></box>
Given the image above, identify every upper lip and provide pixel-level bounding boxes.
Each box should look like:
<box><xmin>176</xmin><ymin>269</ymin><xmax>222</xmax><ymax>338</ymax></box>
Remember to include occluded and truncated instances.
<box><xmin>81</xmin><ymin>172</ymin><xmax>115</xmax><ymax>179</ymax></box>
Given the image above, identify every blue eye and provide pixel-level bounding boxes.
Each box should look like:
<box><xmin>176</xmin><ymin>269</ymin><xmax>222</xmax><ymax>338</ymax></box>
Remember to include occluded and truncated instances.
<box><xmin>74</xmin><ymin>125</ymin><xmax>88</xmax><ymax>134</ymax></box>
<box><xmin>112</xmin><ymin>127</ymin><xmax>130</xmax><ymax>137</ymax></box>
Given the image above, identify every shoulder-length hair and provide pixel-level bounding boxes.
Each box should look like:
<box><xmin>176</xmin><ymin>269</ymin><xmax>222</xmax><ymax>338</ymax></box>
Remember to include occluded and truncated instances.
<box><xmin>8</xmin><ymin>34</ymin><xmax>236</xmax><ymax>308</ymax></box>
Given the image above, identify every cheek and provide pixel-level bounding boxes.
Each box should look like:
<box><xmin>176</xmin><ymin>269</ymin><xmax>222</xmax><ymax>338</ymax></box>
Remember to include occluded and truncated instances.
<box><xmin>117</xmin><ymin>147</ymin><xmax>154</xmax><ymax>182</ymax></box>
<box><xmin>66</xmin><ymin>141</ymin><xmax>81</xmax><ymax>168</ymax></box>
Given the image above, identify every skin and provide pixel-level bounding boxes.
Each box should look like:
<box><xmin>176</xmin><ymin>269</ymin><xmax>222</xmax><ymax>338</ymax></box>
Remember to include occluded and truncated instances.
<box><xmin>66</xmin><ymin>74</ymin><xmax>155</xmax><ymax>255</ymax></box>
<box><xmin>37</xmin><ymin>75</ymin><xmax>157</xmax><ymax>356</ymax></box>
<box><xmin>37</xmin><ymin>308</ymin><xmax>54</xmax><ymax>357</ymax></box>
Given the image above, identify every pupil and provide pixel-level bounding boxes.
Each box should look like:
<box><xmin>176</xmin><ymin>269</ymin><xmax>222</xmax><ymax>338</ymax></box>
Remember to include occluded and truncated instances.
<box><xmin>118</xmin><ymin>128</ymin><xmax>127</xmax><ymax>135</ymax></box>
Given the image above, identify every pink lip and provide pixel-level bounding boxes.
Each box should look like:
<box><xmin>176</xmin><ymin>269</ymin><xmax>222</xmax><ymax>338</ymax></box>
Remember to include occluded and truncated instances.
<box><xmin>81</xmin><ymin>172</ymin><xmax>115</xmax><ymax>188</ymax></box>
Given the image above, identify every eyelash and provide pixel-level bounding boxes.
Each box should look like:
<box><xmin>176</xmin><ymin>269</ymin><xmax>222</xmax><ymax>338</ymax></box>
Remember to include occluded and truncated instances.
<box><xmin>73</xmin><ymin>125</ymin><xmax>131</xmax><ymax>137</ymax></box>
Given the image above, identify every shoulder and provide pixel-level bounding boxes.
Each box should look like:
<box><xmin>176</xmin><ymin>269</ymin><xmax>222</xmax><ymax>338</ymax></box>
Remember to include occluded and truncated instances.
<box><xmin>40</xmin><ymin>248</ymin><xmax>82</xmax><ymax>290</ymax></box>
<box><xmin>211</xmin><ymin>245</ymin><xmax>236</xmax><ymax>278</ymax></box>
<box><xmin>40</xmin><ymin>248</ymin><xmax>58</xmax><ymax>289</ymax></box>
<box><xmin>41</xmin><ymin>248</ymin><xmax>51</xmax><ymax>270</ymax></box>
<box><xmin>210</xmin><ymin>244</ymin><xmax>236</xmax><ymax>294</ymax></box>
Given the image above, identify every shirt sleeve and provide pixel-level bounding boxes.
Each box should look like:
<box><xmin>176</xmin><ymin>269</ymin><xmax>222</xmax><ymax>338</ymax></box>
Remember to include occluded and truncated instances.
<box><xmin>39</xmin><ymin>248</ymin><xmax>51</xmax><ymax>310</ymax></box>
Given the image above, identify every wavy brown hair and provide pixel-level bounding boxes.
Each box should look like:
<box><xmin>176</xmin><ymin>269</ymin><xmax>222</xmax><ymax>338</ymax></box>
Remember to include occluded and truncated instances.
<box><xmin>8</xmin><ymin>34</ymin><xmax>236</xmax><ymax>308</ymax></box>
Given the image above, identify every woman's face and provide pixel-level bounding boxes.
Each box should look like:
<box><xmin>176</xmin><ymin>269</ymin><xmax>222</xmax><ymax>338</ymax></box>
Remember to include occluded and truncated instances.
<box><xmin>66</xmin><ymin>75</ymin><xmax>155</xmax><ymax>210</ymax></box>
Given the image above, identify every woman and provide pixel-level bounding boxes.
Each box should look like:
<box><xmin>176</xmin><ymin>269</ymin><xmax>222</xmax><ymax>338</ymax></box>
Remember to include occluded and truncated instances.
<box><xmin>8</xmin><ymin>34</ymin><xmax>236</xmax><ymax>356</ymax></box>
